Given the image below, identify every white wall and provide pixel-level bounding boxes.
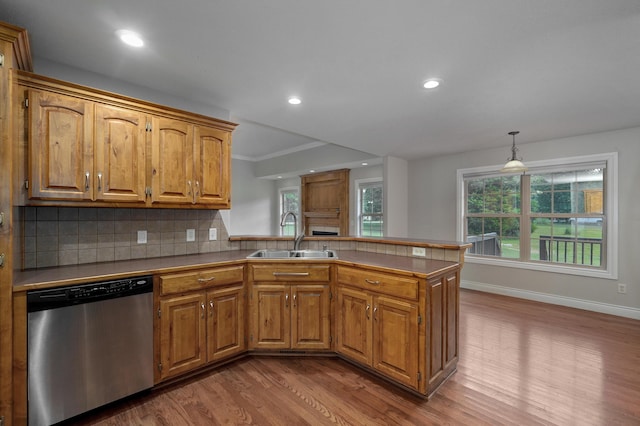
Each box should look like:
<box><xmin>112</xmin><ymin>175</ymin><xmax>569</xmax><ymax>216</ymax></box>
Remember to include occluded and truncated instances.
<box><xmin>228</xmin><ymin>159</ymin><xmax>275</xmax><ymax>235</ymax></box>
<box><xmin>35</xmin><ymin>58</ymin><xmax>230</xmax><ymax>120</ymax></box>
<box><xmin>408</xmin><ymin>127</ymin><xmax>640</xmax><ymax>317</ymax></box>
<box><xmin>384</xmin><ymin>156</ymin><xmax>409</xmax><ymax>237</ymax></box>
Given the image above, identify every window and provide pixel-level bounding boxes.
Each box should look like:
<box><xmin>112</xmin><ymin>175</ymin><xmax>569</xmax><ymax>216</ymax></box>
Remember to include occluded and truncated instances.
<box><xmin>457</xmin><ymin>152</ymin><xmax>618</xmax><ymax>279</ymax></box>
<box><xmin>279</xmin><ymin>187</ymin><xmax>299</xmax><ymax>236</ymax></box>
<box><xmin>357</xmin><ymin>180</ymin><xmax>383</xmax><ymax>236</ymax></box>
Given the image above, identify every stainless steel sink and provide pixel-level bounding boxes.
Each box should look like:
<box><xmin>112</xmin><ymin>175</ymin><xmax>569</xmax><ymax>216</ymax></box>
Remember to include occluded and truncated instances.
<box><xmin>247</xmin><ymin>249</ymin><xmax>338</xmax><ymax>259</ymax></box>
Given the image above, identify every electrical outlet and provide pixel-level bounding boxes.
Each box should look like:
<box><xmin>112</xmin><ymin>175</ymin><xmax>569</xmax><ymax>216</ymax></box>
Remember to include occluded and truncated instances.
<box><xmin>209</xmin><ymin>228</ymin><xmax>217</xmax><ymax>241</ymax></box>
<box><xmin>186</xmin><ymin>229</ymin><xmax>196</xmax><ymax>242</ymax></box>
<box><xmin>137</xmin><ymin>230</ymin><xmax>147</xmax><ymax>244</ymax></box>
<box><xmin>412</xmin><ymin>247</ymin><xmax>426</xmax><ymax>257</ymax></box>
<box><xmin>617</xmin><ymin>283</ymin><xmax>627</xmax><ymax>294</ymax></box>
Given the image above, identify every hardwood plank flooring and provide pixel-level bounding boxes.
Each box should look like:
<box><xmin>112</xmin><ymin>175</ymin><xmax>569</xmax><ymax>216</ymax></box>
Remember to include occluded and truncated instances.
<box><xmin>69</xmin><ymin>289</ymin><xmax>640</xmax><ymax>425</ymax></box>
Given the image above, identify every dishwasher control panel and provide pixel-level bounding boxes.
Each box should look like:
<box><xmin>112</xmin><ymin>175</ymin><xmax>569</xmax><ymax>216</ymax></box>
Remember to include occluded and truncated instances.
<box><xmin>27</xmin><ymin>275</ymin><xmax>153</xmax><ymax>312</ymax></box>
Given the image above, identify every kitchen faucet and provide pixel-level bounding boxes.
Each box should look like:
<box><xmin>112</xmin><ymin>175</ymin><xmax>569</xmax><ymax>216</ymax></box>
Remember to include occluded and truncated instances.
<box><xmin>280</xmin><ymin>211</ymin><xmax>305</xmax><ymax>250</ymax></box>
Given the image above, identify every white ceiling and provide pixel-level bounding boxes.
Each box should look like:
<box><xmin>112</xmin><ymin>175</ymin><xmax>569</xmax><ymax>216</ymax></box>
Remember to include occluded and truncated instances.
<box><xmin>3</xmin><ymin>0</ymin><xmax>640</xmax><ymax>162</ymax></box>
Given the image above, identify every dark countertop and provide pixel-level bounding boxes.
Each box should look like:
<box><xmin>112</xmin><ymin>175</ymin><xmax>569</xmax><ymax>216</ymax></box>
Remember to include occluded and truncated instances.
<box><xmin>13</xmin><ymin>250</ymin><xmax>459</xmax><ymax>292</ymax></box>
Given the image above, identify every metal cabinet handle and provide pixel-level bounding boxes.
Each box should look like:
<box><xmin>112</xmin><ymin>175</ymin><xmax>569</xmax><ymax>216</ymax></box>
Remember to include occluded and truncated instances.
<box><xmin>209</xmin><ymin>300</ymin><xmax>214</xmax><ymax>316</ymax></box>
<box><xmin>97</xmin><ymin>172</ymin><xmax>103</xmax><ymax>192</ymax></box>
<box><xmin>195</xmin><ymin>180</ymin><xmax>200</xmax><ymax>201</ymax></box>
<box><xmin>0</xmin><ymin>253</ymin><xmax>5</xmax><ymax>268</ymax></box>
<box><xmin>84</xmin><ymin>172</ymin><xmax>90</xmax><ymax>191</ymax></box>
<box><xmin>293</xmin><ymin>293</ymin><xmax>297</xmax><ymax>308</ymax></box>
<box><xmin>272</xmin><ymin>272</ymin><xmax>310</xmax><ymax>277</ymax></box>
<box><xmin>187</xmin><ymin>180</ymin><xmax>192</xmax><ymax>196</ymax></box>
<box><xmin>201</xmin><ymin>303</ymin><xmax>205</xmax><ymax>318</ymax></box>
<box><xmin>365</xmin><ymin>279</ymin><xmax>380</xmax><ymax>285</ymax></box>
<box><xmin>285</xmin><ymin>293</ymin><xmax>289</xmax><ymax>308</ymax></box>
<box><xmin>366</xmin><ymin>304</ymin><xmax>370</xmax><ymax>320</ymax></box>
<box><xmin>198</xmin><ymin>276</ymin><xmax>216</xmax><ymax>283</ymax></box>
<box><xmin>373</xmin><ymin>306</ymin><xmax>378</xmax><ymax>320</ymax></box>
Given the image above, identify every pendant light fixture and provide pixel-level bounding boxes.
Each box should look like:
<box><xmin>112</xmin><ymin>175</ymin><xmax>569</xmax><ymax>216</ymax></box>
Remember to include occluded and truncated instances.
<box><xmin>500</xmin><ymin>131</ymin><xmax>527</xmax><ymax>173</ymax></box>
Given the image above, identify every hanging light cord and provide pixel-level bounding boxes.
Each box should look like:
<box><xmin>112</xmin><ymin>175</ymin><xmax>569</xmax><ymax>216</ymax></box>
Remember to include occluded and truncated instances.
<box><xmin>508</xmin><ymin>131</ymin><xmax>521</xmax><ymax>161</ymax></box>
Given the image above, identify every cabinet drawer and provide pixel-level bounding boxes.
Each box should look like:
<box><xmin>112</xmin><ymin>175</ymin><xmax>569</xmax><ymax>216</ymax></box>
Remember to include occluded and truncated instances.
<box><xmin>160</xmin><ymin>265</ymin><xmax>244</xmax><ymax>295</ymax></box>
<box><xmin>337</xmin><ymin>266</ymin><xmax>419</xmax><ymax>300</ymax></box>
<box><xmin>251</xmin><ymin>264</ymin><xmax>331</xmax><ymax>282</ymax></box>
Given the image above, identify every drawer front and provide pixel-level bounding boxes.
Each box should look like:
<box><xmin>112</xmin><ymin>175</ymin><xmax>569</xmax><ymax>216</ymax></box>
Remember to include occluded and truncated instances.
<box><xmin>160</xmin><ymin>265</ymin><xmax>244</xmax><ymax>295</ymax></box>
<box><xmin>251</xmin><ymin>264</ymin><xmax>331</xmax><ymax>282</ymax></box>
<box><xmin>337</xmin><ymin>266</ymin><xmax>419</xmax><ymax>300</ymax></box>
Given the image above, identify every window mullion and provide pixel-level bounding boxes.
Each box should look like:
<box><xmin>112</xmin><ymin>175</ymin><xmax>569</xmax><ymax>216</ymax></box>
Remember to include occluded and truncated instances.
<box><xmin>520</xmin><ymin>174</ymin><xmax>531</xmax><ymax>261</ymax></box>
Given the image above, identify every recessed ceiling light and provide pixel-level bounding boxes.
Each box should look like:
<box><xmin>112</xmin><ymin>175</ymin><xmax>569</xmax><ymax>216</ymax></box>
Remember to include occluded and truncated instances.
<box><xmin>361</xmin><ymin>162</ymin><xmax>368</xmax><ymax>166</ymax></box>
<box><xmin>288</xmin><ymin>97</ymin><xmax>302</xmax><ymax>105</ymax></box>
<box><xmin>423</xmin><ymin>79</ymin><xmax>441</xmax><ymax>89</ymax></box>
<box><xmin>116</xmin><ymin>30</ymin><xmax>144</xmax><ymax>47</ymax></box>
<box><xmin>309</xmin><ymin>169</ymin><xmax>315</xmax><ymax>173</ymax></box>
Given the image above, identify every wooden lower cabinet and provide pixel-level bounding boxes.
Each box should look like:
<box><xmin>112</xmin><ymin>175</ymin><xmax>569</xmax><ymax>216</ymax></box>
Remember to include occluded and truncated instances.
<box><xmin>373</xmin><ymin>296</ymin><xmax>419</xmax><ymax>388</ymax></box>
<box><xmin>157</xmin><ymin>266</ymin><xmax>246</xmax><ymax>382</ymax></box>
<box><xmin>336</xmin><ymin>283</ymin><xmax>420</xmax><ymax>390</ymax></box>
<box><xmin>426</xmin><ymin>271</ymin><xmax>459</xmax><ymax>393</ymax></box>
<box><xmin>250</xmin><ymin>283</ymin><xmax>331</xmax><ymax>350</ymax></box>
<box><xmin>207</xmin><ymin>285</ymin><xmax>245</xmax><ymax>362</ymax></box>
<box><xmin>335</xmin><ymin>287</ymin><xmax>372</xmax><ymax>365</ymax></box>
<box><xmin>155</xmin><ymin>262</ymin><xmax>459</xmax><ymax>395</ymax></box>
<box><xmin>159</xmin><ymin>293</ymin><xmax>207</xmax><ymax>379</ymax></box>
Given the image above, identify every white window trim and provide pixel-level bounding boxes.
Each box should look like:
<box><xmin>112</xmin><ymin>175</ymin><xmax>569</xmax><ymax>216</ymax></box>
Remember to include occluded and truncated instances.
<box><xmin>278</xmin><ymin>186</ymin><xmax>299</xmax><ymax>236</ymax></box>
<box><xmin>355</xmin><ymin>177</ymin><xmax>383</xmax><ymax>237</ymax></box>
<box><xmin>456</xmin><ymin>152</ymin><xmax>618</xmax><ymax>280</ymax></box>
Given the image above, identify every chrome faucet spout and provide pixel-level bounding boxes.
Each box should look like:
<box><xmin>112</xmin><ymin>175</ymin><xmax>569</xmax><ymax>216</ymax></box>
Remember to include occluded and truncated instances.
<box><xmin>281</xmin><ymin>211</ymin><xmax>304</xmax><ymax>250</ymax></box>
<box><xmin>294</xmin><ymin>225</ymin><xmax>306</xmax><ymax>251</ymax></box>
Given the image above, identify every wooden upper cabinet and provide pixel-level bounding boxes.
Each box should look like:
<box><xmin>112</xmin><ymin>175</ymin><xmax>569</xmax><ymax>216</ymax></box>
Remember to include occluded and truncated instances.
<box><xmin>194</xmin><ymin>125</ymin><xmax>231</xmax><ymax>207</ymax></box>
<box><xmin>150</xmin><ymin>120</ymin><xmax>231</xmax><ymax>207</ymax></box>
<box><xmin>94</xmin><ymin>104</ymin><xmax>147</xmax><ymax>203</ymax></box>
<box><xmin>301</xmin><ymin>169</ymin><xmax>349</xmax><ymax>236</ymax></box>
<box><xmin>28</xmin><ymin>89</ymin><xmax>94</xmax><ymax>200</ymax></box>
<box><xmin>150</xmin><ymin>116</ymin><xmax>194</xmax><ymax>204</ymax></box>
<box><xmin>18</xmin><ymin>71</ymin><xmax>236</xmax><ymax>208</ymax></box>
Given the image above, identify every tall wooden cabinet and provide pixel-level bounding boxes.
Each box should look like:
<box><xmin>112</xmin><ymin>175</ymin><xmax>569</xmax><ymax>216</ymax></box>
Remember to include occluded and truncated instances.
<box><xmin>17</xmin><ymin>71</ymin><xmax>236</xmax><ymax>208</ymax></box>
<box><xmin>1</xmin><ymin>21</ymin><xmax>32</xmax><ymax>426</ymax></box>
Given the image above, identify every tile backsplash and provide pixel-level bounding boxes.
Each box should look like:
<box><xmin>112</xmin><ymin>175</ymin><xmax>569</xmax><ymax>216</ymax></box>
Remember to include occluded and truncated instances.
<box><xmin>22</xmin><ymin>207</ymin><xmax>235</xmax><ymax>269</ymax></box>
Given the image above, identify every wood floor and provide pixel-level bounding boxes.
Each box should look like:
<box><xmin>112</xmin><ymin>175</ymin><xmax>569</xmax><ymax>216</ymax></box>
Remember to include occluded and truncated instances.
<box><xmin>70</xmin><ymin>289</ymin><xmax>640</xmax><ymax>426</ymax></box>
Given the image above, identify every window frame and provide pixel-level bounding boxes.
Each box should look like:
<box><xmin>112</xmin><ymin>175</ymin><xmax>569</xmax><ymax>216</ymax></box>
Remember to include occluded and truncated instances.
<box><xmin>278</xmin><ymin>186</ymin><xmax>299</xmax><ymax>236</ymax></box>
<box><xmin>456</xmin><ymin>152</ymin><xmax>618</xmax><ymax>279</ymax></box>
<box><xmin>356</xmin><ymin>178</ymin><xmax>384</xmax><ymax>237</ymax></box>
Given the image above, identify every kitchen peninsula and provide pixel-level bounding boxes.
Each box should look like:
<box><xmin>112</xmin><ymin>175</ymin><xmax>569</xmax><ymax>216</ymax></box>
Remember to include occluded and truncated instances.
<box><xmin>12</xmin><ymin>236</ymin><xmax>470</xmax><ymax>424</ymax></box>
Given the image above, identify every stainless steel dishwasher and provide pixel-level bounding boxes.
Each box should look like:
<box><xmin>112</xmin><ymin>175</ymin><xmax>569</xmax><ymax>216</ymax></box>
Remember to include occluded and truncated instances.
<box><xmin>27</xmin><ymin>275</ymin><xmax>154</xmax><ymax>426</ymax></box>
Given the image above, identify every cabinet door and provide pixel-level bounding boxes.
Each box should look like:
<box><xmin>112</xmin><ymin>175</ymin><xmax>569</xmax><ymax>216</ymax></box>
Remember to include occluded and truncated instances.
<box><xmin>150</xmin><ymin>116</ymin><xmax>193</xmax><ymax>203</ymax></box>
<box><xmin>28</xmin><ymin>89</ymin><xmax>94</xmax><ymax>200</ymax></box>
<box><xmin>373</xmin><ymin>296</ymin><xmax>419</xmax><ymax>389</ymax></box>
<box><xmin>427</xmin><ymin>272</ymin><xmax>460</xmax><ymax>392</ymax></box>
<box><xmin>336</xmin><ymin>286</ymin><xmax>372</xmax><ymax>365</ymax></box>
<box><xmin>193</xmin><ymin>125</ymin><xmax>231</xmax><ymax>207</ymax></box>
<box><xmin>159</xmin><ymin>293</ymin><xmax>206</xmax><ymax>381</ymax></box>
<box><xmin>207</xmin><ymin>285</ymin><xmax>246</xmax><ymax>362</ymax></box>
<box><xmin>291</xmin><ymin>284</ymin><xmax>330</xmax><ymax>350</ymax></box>
<box><xmin>250</xmin><ymin>284</ymin><xmax>290</xmax><ymax>349</ymax></box>
<box><xmin>94</xmin><ymin>104</ymin><xmax>147</xmax><ymax>202</ymax></box>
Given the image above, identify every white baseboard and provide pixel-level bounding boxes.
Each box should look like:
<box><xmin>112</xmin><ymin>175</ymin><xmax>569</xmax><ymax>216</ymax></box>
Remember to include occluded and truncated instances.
<box><xmin>461</xmin><ymin>280</ymin><xmax>640</xmax><ymax>320</ymax></box>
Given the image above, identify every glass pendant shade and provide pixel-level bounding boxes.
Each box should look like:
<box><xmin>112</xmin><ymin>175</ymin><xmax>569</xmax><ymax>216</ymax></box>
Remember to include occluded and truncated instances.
<box><xmin>500</xmin><ymin>159</ymin><xmax>528</xmax><ymax>173</ymax></box>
